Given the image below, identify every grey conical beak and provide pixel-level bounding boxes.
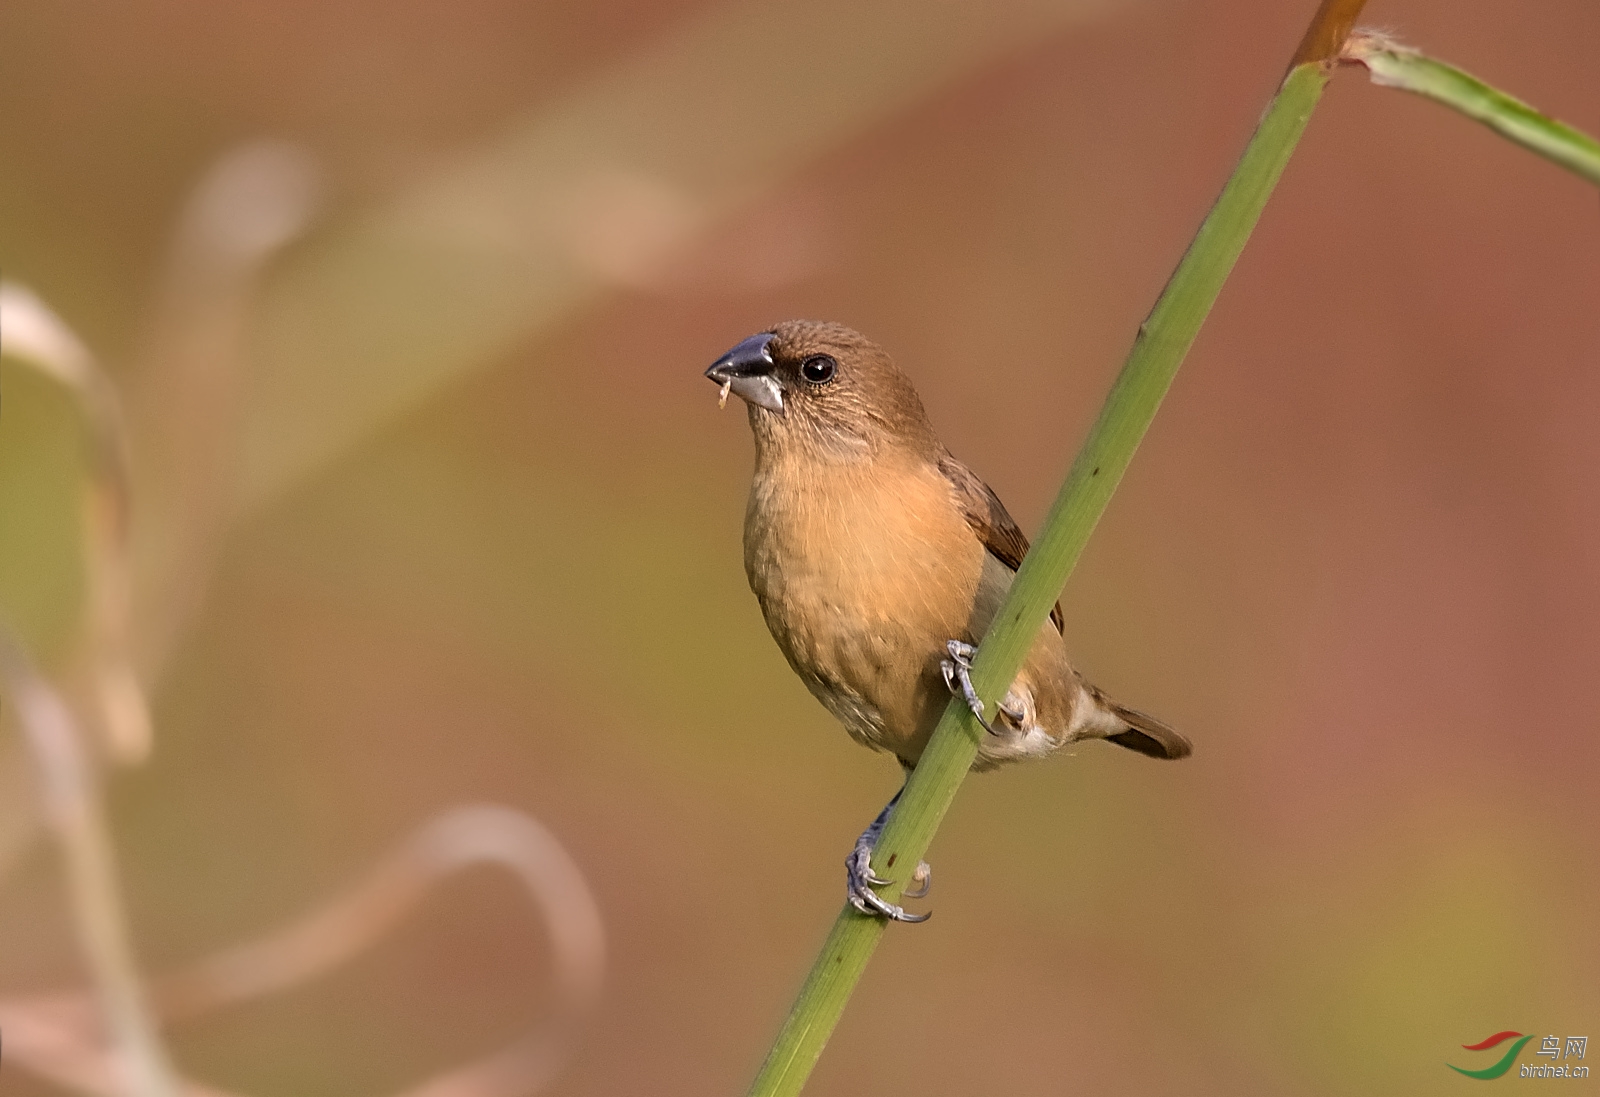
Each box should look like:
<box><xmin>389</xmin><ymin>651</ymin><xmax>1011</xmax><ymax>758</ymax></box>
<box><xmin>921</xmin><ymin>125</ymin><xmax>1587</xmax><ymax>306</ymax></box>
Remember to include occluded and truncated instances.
<box><xmin>705</xmin><ymin>332</ymin><xmax>784</xmax><ymax>414</ymax></box>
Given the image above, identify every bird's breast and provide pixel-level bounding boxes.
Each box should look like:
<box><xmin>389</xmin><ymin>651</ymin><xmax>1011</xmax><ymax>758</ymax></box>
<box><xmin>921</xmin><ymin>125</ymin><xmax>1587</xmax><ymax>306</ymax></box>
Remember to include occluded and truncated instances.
<box><xmin>743</xmin><ymin>457</ymin><xmax>981</xmax><ymax>630</ymax></box>
<box><xmin>741</xmin><ymin>455</ymin><xmax>985</xmax><ymax>753</ymax></box>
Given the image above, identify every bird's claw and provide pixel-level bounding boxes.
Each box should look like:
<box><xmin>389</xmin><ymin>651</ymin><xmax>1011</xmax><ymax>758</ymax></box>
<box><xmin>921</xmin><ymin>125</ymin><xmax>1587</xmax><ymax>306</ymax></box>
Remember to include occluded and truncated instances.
<box><xmin>902</xmin><ymin>860</ymin><xmax>932</xmax><ymax>900</ymax></box>
<box><xmin>854</xmin><ymin>852</ymin><xmax>892</xmax><ymax>888</ymax></box>
<box><xmin>847</xmin><ymin>841</ymin><xmax>931</xmax><ymax>922</ymax></box>
<box><xmin>847</xmin><ymin>793</ymin><xmax>932</xmax><ymax>923</ymax></box>
<box><xmin>941</xmin><ymin>640</ymin><xmax>1001</xmax><ymax>735</ymax></box>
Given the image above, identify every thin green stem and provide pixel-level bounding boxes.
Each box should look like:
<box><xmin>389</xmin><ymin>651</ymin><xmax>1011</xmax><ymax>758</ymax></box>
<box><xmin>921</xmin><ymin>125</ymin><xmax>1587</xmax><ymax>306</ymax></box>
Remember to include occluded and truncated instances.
<box><xmin>1342</xmin><ymin>30</ymin><xmax>1600</xmax><ymax>187</ymax></box>
<box><xmin>744</xmin><ymin>5</ymin><xmax>1367</xmax><ymax>1093</ymax></box>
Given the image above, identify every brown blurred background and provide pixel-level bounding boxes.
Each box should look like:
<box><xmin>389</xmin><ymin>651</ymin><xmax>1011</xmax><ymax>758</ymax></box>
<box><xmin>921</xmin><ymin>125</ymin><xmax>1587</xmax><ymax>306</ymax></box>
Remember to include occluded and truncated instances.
<box><xmin>2</xmin><ymin>0</ymin><xmax>1597</xmax><ymax>1094</ymax></box>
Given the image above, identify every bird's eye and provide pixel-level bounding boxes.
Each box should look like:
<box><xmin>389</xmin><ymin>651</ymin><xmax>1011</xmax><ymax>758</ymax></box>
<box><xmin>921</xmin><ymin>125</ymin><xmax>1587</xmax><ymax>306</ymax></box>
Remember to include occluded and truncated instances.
<box><xmin>800</xmin><ymin>354</ymin><xmax>837</xmax><ymax>385</ymax></box>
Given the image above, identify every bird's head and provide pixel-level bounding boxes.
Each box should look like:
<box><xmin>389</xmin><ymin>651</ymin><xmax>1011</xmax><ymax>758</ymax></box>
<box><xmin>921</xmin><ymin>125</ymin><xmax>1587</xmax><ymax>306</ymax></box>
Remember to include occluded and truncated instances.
<box><xmin>704</xmin><ymin>320</ymin><xmax>938</xmax><ymax>460</ymax></box>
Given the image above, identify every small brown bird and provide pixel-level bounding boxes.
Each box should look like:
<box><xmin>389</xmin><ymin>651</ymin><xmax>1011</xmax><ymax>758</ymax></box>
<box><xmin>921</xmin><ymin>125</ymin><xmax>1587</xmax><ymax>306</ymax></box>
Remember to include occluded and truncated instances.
<box><xmin>706</xmin><ymin>320</ymin><xmax>1189</xmax><ymax>921</ymax></box>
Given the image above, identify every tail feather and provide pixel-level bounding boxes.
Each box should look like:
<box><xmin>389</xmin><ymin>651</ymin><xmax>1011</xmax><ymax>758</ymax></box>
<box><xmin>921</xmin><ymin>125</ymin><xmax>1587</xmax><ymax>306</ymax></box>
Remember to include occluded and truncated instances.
<box><xmin>1104</xmin><ymin>701</ymin><xmax>1191</xmax><ymax>760</ymax></box>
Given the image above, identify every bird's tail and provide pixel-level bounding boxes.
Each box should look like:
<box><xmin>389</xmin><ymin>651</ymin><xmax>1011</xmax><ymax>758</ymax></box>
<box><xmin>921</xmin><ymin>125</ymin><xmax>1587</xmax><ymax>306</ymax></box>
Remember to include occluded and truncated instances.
<box><xmin>1103</xmin><ymin>701</ymin><xmax>1191</xmax><ymax>759</ymax></box>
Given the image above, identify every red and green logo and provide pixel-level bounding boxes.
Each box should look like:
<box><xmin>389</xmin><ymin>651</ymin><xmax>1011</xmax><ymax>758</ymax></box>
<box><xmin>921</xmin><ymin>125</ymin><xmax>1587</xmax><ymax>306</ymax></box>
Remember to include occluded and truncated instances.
<box><xmin>1449</xmin><ymin>1032</ymin><xmax>1535</xmax><ymax>1079</ymax></box>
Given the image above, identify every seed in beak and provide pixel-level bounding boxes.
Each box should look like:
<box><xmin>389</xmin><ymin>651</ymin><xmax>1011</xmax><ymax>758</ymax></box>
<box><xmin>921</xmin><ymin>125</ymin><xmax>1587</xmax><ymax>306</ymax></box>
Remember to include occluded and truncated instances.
<box><xmin>718</xmin><ymin>378</ymin><xmax>732</xmax><ymax>409</ymax></box>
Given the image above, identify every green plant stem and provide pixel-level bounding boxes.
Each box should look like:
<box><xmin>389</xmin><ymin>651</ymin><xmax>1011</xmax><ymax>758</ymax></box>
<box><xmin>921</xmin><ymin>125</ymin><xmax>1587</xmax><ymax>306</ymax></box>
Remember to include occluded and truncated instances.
<box><xmin>743</xmin><ymin>4</ymin><xmax>1368</xmax><ymax>1092</ymax></box>
<box><xmin>1341</xmin><ymin>30</ymin><xmax>1600</xmax><ymax>187</ymax></box>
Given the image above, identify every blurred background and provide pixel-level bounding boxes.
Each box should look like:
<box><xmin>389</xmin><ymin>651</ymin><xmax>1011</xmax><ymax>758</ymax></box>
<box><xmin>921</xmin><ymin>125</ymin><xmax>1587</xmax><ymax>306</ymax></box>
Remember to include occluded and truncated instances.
<box><xmin>2</xmin><ymin>0</ymin><xmax>1597</xmax><ymax>1094</ymax></box>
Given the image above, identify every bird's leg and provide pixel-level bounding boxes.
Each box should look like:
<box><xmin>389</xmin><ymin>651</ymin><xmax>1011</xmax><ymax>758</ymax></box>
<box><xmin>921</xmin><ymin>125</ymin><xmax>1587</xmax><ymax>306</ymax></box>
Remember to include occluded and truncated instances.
<box><xmin>941</xmin><ymin>640</ymin><xmax>1001</xmax><ymax>735</ymax></box>
<box><xmin>846</xmin><ymin>785</ymin><xmax>932</xmax><ymax>923</ymax></box>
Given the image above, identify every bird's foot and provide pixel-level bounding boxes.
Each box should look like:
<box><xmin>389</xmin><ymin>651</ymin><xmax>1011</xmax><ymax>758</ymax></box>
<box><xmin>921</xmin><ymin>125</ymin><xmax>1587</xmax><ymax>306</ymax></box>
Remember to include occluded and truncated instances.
<box><xmin>847</xmin><ymin>840</ymin><xmax>931</xmax><ymax>922</ymax></box>
<box><xmin>940</xmin><ymin>640</ymin><xmax>1000</xmax><ymax>735</ymax></box>
<box><xmin>846</xmin><ymin>793</ymin><xmax>931</xmax><ymax>923</ymax></box>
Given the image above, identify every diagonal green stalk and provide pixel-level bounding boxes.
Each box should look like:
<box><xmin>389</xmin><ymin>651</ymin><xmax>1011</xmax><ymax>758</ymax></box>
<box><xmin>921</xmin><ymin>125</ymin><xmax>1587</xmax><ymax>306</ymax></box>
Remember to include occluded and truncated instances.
<box><xmin>1341</xmin><ymin>30</ymin><xmax>1600</xmax><ymax>187</ymax></box>
<box><xmin>744</xmin><ymin>3</ymin><xmax>1366</xmax><ymax>1094</ymax></box>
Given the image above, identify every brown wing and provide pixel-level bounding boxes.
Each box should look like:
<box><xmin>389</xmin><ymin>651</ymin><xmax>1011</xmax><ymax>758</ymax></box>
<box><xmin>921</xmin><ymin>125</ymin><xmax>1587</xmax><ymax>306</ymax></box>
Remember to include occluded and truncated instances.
<box><xmin>937</xmin><ymin>453</ymin><xmax>1064</xmax><ymax>634</ymax></box>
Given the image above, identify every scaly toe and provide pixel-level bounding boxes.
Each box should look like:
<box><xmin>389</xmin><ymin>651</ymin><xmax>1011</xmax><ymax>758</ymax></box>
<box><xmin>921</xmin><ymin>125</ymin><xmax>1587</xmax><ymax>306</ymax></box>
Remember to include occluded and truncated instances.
<box><xmin>941</xmin><ymin>639</ymin><xmax>1000</xmax><ymax>735</ymax></box>
<box><xmin>846</xmin><ymin>845</ymin><xmax>930</xmax><ymax>923</ymax></box>
<box><xmin>945</xmin><ymin>639</ymin><xmax>977</xmax><ymax>665</ymax></box>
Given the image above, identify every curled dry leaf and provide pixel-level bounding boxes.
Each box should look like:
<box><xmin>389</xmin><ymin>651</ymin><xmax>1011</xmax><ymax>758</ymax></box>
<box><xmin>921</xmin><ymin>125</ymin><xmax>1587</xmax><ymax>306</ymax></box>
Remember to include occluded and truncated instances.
<box><xmin>1</xmin><ymin>282</ymin><xmax>150</xmax><ymax>764</ymax></box>
<box><xmin>0</xmin><ymin>792</ymin><xmax>605</xmax><ymax>1097</ymax></box>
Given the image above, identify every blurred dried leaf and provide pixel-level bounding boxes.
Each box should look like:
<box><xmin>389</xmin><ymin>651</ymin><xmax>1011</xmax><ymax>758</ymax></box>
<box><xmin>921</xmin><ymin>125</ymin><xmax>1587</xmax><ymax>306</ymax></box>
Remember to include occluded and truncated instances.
<box><xmin>0</xmin><ymin>803</ymin><xmax>604</xmax><ymax>1097</ymax></box>
<box><xmin>0</xmin><ymin>628</ymin><xmax>180</xmax><ymax>1097</ymax></box>
<box><xmin>122</xmin><ymin>141</ymin><xmax>323</xmax><ymax>677</ymax></box>
<box><xmin>239</xmin><ymin>0</ymin><xmax>1129</xmax><ymax>510</ymax></box>
<box><xmin>1</xmin><ymin>283</ymin><xmax>149</xmax><ymax>763</ymax></box>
